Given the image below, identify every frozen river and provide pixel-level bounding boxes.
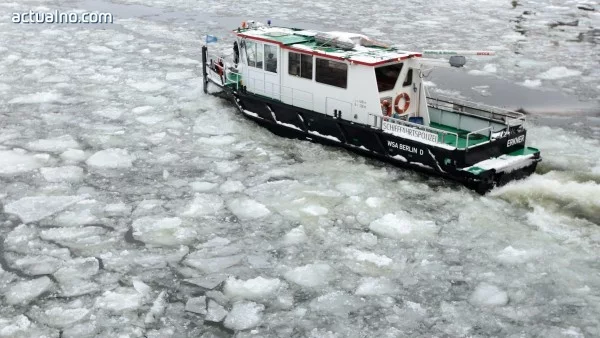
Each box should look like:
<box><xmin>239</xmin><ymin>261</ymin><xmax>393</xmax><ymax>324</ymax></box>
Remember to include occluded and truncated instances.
<box><xmin>0</xmin><ymin>0</ymin><xmax>599</xmax><ymax>337</ymax></box>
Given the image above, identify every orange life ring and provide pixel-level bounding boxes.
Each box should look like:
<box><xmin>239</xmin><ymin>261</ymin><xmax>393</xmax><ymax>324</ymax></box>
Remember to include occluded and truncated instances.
<box><xmin>394</xmin><ymin>93</ymin><xmax>410</xmax><ymax>114</ymax></box>
<box><xmin>381</xmin><ymin>99</ymin><xmax>392</xmax><ymax>116</ymax></box>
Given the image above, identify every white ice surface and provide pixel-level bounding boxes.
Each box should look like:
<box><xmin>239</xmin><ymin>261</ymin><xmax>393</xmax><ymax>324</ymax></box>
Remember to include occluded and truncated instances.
<box><xmin>5</xmin><ymin>195</ymin><xmax>88</xmax><ymax>223</ymax></box>
<box><xmin>86</xmin><ymin>148</ymin><xmax>135</xmax><ymax>168</ymax></box>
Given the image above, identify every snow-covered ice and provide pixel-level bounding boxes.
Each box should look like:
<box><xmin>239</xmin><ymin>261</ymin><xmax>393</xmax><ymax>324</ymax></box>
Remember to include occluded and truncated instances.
<box><xmin>4</xmin><ymin>276</ymin><xmax>54</xmax><ymax>305</ymax></box>
<box><xmin>469</xmin><ymin>283</ymin><xmax>509</xmax><ymax>307</ymax></box>
<box><xmin>224</xmin><ymin>276</ymin><xmax>283</xmax><ymax>300</ymax></box>
<box><xmin>5</xmin><ymin>195</ymin><xmax>87</xmax><ymax>223</ymax></box>
<box><xmin>284</xmin><ymin>263</ymin><xmax>333</xmax><ymax>287</ymax></box>
<box><xmin>223</xmin><ymin>301</ymin><xmax>265</xmax><ymax>331</ymax></box>
<box><xmin>86</xmin><ymin>148</ymin><xmax>134</xmax><ymax>168</ymax></box>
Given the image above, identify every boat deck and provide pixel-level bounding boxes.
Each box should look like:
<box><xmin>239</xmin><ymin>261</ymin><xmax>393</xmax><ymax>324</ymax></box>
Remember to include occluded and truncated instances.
<box><xmin>430</xmin><ymin>122</ymin><xmax>490</xmax><ymax>149</ymax></box>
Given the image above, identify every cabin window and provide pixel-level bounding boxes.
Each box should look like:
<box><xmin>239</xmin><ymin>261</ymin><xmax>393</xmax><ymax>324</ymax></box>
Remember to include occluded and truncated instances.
<box><xmin>315</xmin><ymin>58</ymin><xmax>347</xmax><ymax>88</ymax></box>
<box><xmin>403</xmin><ymin>68</ymin><xmax>413</xmax><ymax>87</ymax></box>
<box><xmin>375</xmin><ymin>63</ymin><xmax>403</xmax><ymax>92</ymax></box>
<box><xmin>264</xmin><ymin>44</ymin><xmax>277</xmax><ymax>73</ymax></box>
<box><xmin>288</xmin><ymin>52</ymin><xmax>312</xmax><ymax>79</ymax></box>
<box><xmin>246</xmin><ymin>41</ymin><xmax>263</xmax><ymax>69</ymax></box>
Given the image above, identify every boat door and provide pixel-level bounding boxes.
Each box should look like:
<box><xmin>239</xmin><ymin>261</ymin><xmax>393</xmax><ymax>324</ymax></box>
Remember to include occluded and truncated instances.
<box><xmin>262</xmin><ymin>43</ymin><xmax>280</xmax><ymax>100</ymax></box>
<box><xmin>242</xmin><ymin>40</ymin><xmax>280</xmax><ymax>100</ymax></box>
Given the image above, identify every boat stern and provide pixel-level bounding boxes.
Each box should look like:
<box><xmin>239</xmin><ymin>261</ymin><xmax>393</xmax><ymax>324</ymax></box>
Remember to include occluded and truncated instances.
<box><xmin>461</xmin><ymin>146</ymin><xmax>541</xmax><ymax>193</ymax></box>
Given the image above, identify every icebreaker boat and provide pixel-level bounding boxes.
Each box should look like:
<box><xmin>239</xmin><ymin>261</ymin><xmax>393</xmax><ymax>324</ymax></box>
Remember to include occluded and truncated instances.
<box><xmin>202</xmin><ymin>20</ymin><xmax>541</xmax><ymax>193</ymax></box>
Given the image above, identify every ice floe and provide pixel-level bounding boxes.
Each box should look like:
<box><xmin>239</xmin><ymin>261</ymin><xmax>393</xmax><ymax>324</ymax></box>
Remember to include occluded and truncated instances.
<box><xmin>86</xmin><ymin>148</ymin><xmax>135</xmax><ymax>168</ymax></box>
<box><xmin>4</xmin><ymin>276</ymin><xmax>54</xmax><ymax>305</ymax></box>
<box><xmin>0</xmin><ymin>150</ymin><xmax>44</xmax><ymax>175</ymax></box>
<box><xmin>132</xmin><ymin>216</ymin><xmax>197</xmax><ymax>246</ymax></box>
<box><xmin>5</xmin><ymin>195</ymin><xmax>88</xmax><ymax>223</ymax></box>
<box><xmin>226</xmin><ymin>198</ymin><xmax>270</xmax><ymax>220</ymax></box>
<box><xmin>40</xmin><ymin>166</ymin><xmax>84</xmax><ymax>182</ymax></box>
<box><xmin>224</xmin><ymin>276</ymin><xmax>283</xmax><ymax>301</ymax></box>
<box><xmin>284</xmin><ymin>263</ymin><xmax>333</xmax><ymax>287</ymax></box>
<box><xmin>369</xmin><ymin>213</ymin><xmax>436</xmax><ymax>239</ymax></box>
<box><xmin>469</xmin><ymin>283</ymin><xmax>509</xmax><ymax>307</ymax></box>
<box><xmin>223</xmin><ymin>301</ymin><xmax>264</xmax><ymax>331</ymax></box>
<box><xmin>95</xmin><ymin>288</ymin><xmax>144</xmax><ymax>312</ymax></box>
<box><xmin>27</xmin><ymin>135</ymin><xmax>79</xmax><ymax>153</ymax></box>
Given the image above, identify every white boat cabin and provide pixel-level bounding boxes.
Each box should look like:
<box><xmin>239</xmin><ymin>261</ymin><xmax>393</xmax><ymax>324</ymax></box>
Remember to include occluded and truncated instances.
<box><xmin>232</xmin><ymin>22</ymin><xmax>428</xmax><ymax>126</ymax></box>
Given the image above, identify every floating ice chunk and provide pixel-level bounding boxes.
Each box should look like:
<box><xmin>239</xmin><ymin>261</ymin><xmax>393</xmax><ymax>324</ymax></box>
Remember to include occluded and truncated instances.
<box><xmin>182</xmin><ymin>194</ymin><xmax>224</xmax><ymax>217</ymax></box>
<box><xmin>0</xmin><ymin>315</ymin><xmax>56</xmax><ymax>338</ymax></box>
<box><xmin>185</xmin><ymin>274</ymin><xmax>227</xmax><ymax>290</ymax></box>
<box><xmin>365</xmin><ymin>197</ymin><xmax>383</xmax><ymax>208</ymax></box>
<box><xmin>36</xmin><ymin>306</ymin><xmax>90</xmax><ymax>328</ymax></box>
<box><xmin>483</xmin><ymin>64</ymin><xmax>497</xmax><ymax>73</ymax></box>
<box><xmin>193</xmin><ymin>112</ymin><xmax>238</xmax><ymax>135</ymax></box>
<box><xmin>309</xmin><ymin>291</ymin><xmax>363</xmax><ymax>317</ymax></box>
<box><xmin>40</xmin><ymin>226</ymin><xmax>108</xmax><ymax>249</ymax></box>
<box><xmin>27</xmin><ymin>135</ymin><xmax>79</xmax><ymax>152</ymax></box>
<box><xmin>227</xmin><ymin>198</ymin><xmax>270</xmax><ymax>220</ymax></box>
<box><xmin>88</xmin><ymin>45</ymin><xmax>113</xmax><ymax>53</ymax></box>
<box><xmin>224</xmin><ymin>301</ymin><xmax>264</xmax><ymax>331</ymax></box>
<box><xmin>301</xmin><ymin>205</ymin><xmax>328</xmax><ymax>216</ymax></box>
<box><xmin>95</xmin><ymin>288</ymin><xmax>143</xmax><ymax>312</ymax></box>
<box><xmin>128</xmin><ymin>79</ymin><xmax>167</xmax><ymax>92</ymax></box>
<box><xmin>283</xmin><ymin>226</ymin><xmax>307</xmax><ymax>245</ymax></box>
<box><xmin>336</xmin><ymin>182</ymin><xmax>365</xmax><ymax>195</ymax></box>
<box><xmin>190</xmin><ymin>181</ymin><xmax>218</xmax><ymax>192</ymax></box>
<box><xmin>537</xmin><ymin>66</ymin><xmax>582</xmax><ymax>80</ymax></box>
<box><xmin>60</xmin><ymin>149</ymin><xmax>87</xmax><ymax>163</ymax></box>
<box><xmin>214</xmin><ymin>161</ymin><xmax>240</xmax><ymax>174</ymax></box>
<box><xmin>5</xmin><ymin>195</ymin><xmax>87</xmax><ymax>223</ymax></box>
<box><xmin>92</xmin><ymin>107</ymin><xmax>123</xmax><ymax>120</ymax></box>
<box><xmin>0</xmin><ymin>150</ymin><xmax>44</xmax><ymax>175</ymax></box>
<box><xmin>343</xmin><ymin>248</ymin><xmax>392</xmax><ymax>267</ymax></box>
<box><xmin>166</xmin><ymin>71</ymin><xmax>194</xmax><ymax>81</ymax></box>
<box><xmin>197</xmin><ymin>135</ymin><xmax>237</xmax><ymax>146</ymax></box>
<box><xmin>284</xmin><ymin>263</ymin><xmax>333</xmax><ymax>287</ymax></box>
<box><xmin>132</xmin><ymin>106</ymin><xmax>154</xmax><ymax>114</ymax></box>
<box><xmin>224</xmin><ymin>276</ymin><xmax>283</xmax><ymax>301</ymax></box>
<box><xmin>145</xmin><ymin>291</ymin><xmax>167</xmax><ymax>324</ymax></box>
<box><xmin>205</xmin><ymin>300</ymin><xmax>228</xmax><ymax>322</ymax></box>
<box><xmin>185</xmin><ymin>296</ymin><xmax>207</xmax><ymax>315</ymax></box>
<box><xmin>8</xmin><ymin>91</ymin><xmax>62</xmax><ymax>104</ymax></box>
<box><xmin>496</xmin><ymin>246</ymin><xmax>536</xmax><ymax>264</ymax></box>
<box><xmin>8</xmin><ymin>254</ymin><xmax>65</xmax><ymax>275</ymax></box>
<box><xmin>520</xmin><ymin>79</ymin><xmax>541</xmax><ymax>88</ymax></box>
<box><xmin>53</xmin><ymin>257</ymin><xmax>99</xmax><ymax>282</ymax></box>
<box><xmin>369</xmin><ymin>213</ymin><xmax>436</xmax><ymax>239</ymax></box>
<box><xmin>133</xmin><ymin>279</ymin><xmax>152</xmax><ymax>297</ymax></box>
<box><xmin>5</xmin><ymin>276</ymin><xmax>54</xmax><ymax>305</ymax></box>
<box><xmin>469</xmin><ymin>283</ymin><xmax>508</xmax><ymax>307</ymax></box>
<box><xmin>132</xmin><ymin>216</ymin><xmax>196</xmax><ymax>246</ymax></box>
<box><xmin>104</xmin><ymin>202</ymin><xmax>131</xmax><ymax>216</ymax></box>
<box><xmin>220</xmin><ymin>180</ymin><xmax>245</xmax><ymax>194</ymax></box>
<box><xmin>40</xmin><ymin>166</ymin><xmax>84</xmax><ymax>182</ymax></box>
<box><xmin>61</xmin><ymin>322</ymin><xmax>98</xmax><ymax>338</ymax></box>
<box><xmin>355</xmin><ymin>277</ymin><xmax>396</xmax><ymax>295</ymax></box>
<box><xmin>136</xmin><ymin>114</ymin><xmax>170</xmax><ymax>125</ymax></box>
<box><xmin>86</xmin><ymin>148</ymin><xmax>134</xmax><ymax>168</ymax></box>
<box><xmin>184</xmin><ymin>253</ymin><xmax>244</xmax><ymax>273</ymax></box>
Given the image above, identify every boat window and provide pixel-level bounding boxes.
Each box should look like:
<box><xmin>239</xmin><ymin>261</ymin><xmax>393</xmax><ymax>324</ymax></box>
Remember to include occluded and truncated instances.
<box><xmin>403</xmin><ymin>68</ymin><xmax>413</xmax><ymax>87</ymax></box>
<box><xmin>315</xmin><ymin>58</ymin><xmax>347</xmax><ymax>88</ymax></box>
<box><xmin>246</xmin><ymin>40</ymin><xmax>263</xmax><ymax>69</ymax></box>
<box><xmin>264</xmin><ymin>44</ymin><xmax>277</xmax><ymax>73</ymax></box>
<box><xmin>288</xmin><ymin>52</ymin><xmax>312</xmax><ymax>79</ymax></box>
<box><xmin>375</xmin><ymin>63</ymin><xmax>403</xmax><ymax>92</ymax></box>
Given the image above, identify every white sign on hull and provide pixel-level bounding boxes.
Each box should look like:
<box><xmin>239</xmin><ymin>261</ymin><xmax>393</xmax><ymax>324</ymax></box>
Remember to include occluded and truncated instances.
<box><xmin>382</xmin><ymin>121</ymin><xmax>439</xmax><ymax>143</ymax></box>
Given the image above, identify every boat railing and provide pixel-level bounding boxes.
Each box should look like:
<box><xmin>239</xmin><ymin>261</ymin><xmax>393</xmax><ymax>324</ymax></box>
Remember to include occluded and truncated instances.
<box><xmin>465</xmin><ymin>126</ymin><xmax>492</xmax><ymax>150</ymax></box>
<box><xmin>428</xmin><ymin>95</ymin><xmax>525</xmax><ymax>126</ymax></box>
<box><xmin>369</xmin><ymin>113</ymin><xmax>460</xmax><ymax>148</ymax></box>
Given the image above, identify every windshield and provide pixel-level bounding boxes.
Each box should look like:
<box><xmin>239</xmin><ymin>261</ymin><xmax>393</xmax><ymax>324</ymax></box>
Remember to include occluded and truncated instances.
<box><xmin>375</xmin><ymin>63</ymin><xmax>403</xmax><ymax>92</ymax></box>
